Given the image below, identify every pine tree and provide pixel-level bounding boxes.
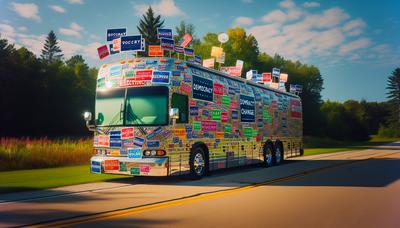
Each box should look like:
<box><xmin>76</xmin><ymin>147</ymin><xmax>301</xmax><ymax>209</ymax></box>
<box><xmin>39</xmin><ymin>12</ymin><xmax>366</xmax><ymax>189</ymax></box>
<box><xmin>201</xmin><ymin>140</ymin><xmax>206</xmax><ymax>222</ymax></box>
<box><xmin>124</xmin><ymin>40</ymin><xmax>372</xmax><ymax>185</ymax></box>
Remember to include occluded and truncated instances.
<box><xmin>41</xmin><ymin>30</ymin><xmax>63</xmax><ymax>62</ymax></box>
<box><xmin>137</xmin><ymin>7</ymin><xmax>164</xmax><ymax>54</ymax></box>
<box><xmin>387</xmin><ymin>68</ymin><xmax>400</xmax><ymax>125</ymax></box>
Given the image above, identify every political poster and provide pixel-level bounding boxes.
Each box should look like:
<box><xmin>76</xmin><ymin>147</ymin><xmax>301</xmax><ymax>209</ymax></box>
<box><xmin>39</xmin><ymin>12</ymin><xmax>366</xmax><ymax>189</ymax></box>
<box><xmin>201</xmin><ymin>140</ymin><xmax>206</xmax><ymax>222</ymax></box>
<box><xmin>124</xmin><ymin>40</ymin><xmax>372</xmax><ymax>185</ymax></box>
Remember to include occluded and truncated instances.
<box><xmin>211</xmin><ymin>46</ymin><xmax>223</xmax><ymax>58</ymax></box>
<box><xmin>240</xmin><ymin>95</ymin><xmax>255</xmax><ymax>122</ymax></box>
<box><xmin>121</xmin><ymin>35</ymin><xmax>142</xmax><ymax>51</ymax></box>
<box><xmin>152</xmin><ymin>71</ymin><xmax>171</xmax><ymax>84</ymax></box>
<box><xmin>192</xmin><ymin>75</ymin><xmax>213</xmax><ymax>102</ymax></box>
<box><xmin>107</xmin><ymin>28</ymin><xmax>126</xmax><ymax>41</ymax></box>
<box><xmin>97</xmin><ymin>45</ymin><xmax>109</xmax><ymax>59</ymax></box>
<box><xmin>112</xmin><ymin>38</ymin><xmax>121</xmax><ymax>52</ymax></box>
<box><xmin>180</xmin><ymin>33</ymin><xmax>192</xmax><ymax>48</ymax></box>
<box><xmin>262</xmin><ymin>72</ymin><xmax>272</xmax><ymax>83</ymax></box>
<box><xmin>109</xmin><ymin>44</ymin><xmax>119</xmax><ymax>55</ymax></box>
<box><xmin>279</xmin><ymin>73</ymin><xmax>288</xmax><ymax>82</ymax></box>
<box><xmin>160</xmin><ymin>38</ymin><xmax>174</xmax><ymax>51</ymax></box>
<box><xmin>148</xmin><ymin>45</ymin><xmax>163</xmax><ymax>57</ymax></box>
<box><xmin>174</xmin><ymin>45</ymin><xmax>184</xmax><ymax>53</ymax></box>
<box><xmin>157</xmin><ymin>28</ymin><xmax>173</xmax><ymax>39</ymax></box>
<box><xmin>184</xmin><ymin>48</ymin><xmax>194</xmax><ymax>56</ymax></box>
<box><xmin>194</xmin><ymin>55</ymin><xmax>202</xmax><ymax>65</ymax></box>
<box><xmin>203</xmin><ymin>58</ymin><xmax>215</xmax><ymax>68</ymax></box>
<box><xmin>216</xmin><ymin>52</ymin><xmax>225</xmax><ymax>63</ymax></box>
<box><xmin>272</xmin><ymin>67</ymin><xmax>280</xmax><ymax>81</ymax></box>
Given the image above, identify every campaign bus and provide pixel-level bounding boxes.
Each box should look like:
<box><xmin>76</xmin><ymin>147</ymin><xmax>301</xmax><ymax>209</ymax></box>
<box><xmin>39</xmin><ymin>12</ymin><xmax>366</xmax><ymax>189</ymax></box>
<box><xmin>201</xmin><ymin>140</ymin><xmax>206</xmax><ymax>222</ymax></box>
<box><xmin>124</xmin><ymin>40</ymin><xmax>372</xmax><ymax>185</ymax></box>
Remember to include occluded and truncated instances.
<box><xmin>84</xmin><ymin>57</ymin><xmax>303</xmax><ymax>179</ymax></box>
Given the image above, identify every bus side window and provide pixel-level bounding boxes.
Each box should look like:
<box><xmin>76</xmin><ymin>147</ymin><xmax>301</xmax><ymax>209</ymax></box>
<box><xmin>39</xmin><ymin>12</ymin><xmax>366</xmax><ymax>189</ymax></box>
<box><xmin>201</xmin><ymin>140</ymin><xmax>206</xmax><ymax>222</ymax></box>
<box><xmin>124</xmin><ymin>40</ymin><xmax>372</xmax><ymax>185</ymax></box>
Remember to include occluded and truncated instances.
<box><xmin>171</xmin><ymin>93</ymin><xmax>188</xmax><ymax>123</ymax></box>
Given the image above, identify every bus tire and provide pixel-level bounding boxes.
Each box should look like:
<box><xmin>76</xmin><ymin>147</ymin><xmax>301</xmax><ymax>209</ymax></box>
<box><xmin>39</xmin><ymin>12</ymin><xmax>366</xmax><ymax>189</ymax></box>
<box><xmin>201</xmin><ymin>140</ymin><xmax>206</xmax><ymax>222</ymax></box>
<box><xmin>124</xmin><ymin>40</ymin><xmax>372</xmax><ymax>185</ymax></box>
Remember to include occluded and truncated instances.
<box><xmin>262</xmin><ymin>143</ymin><xmax>274</xmax><ymax>167</ymax></box>
<box><xmin>274</xmin><ymin>141</ymin><xmax>284</xmax><ymax>165</ymax></box>
<box><xmin>189</xmin><ymin>146</ymin><xmax>206</xmax><ymax>180</ymax></box>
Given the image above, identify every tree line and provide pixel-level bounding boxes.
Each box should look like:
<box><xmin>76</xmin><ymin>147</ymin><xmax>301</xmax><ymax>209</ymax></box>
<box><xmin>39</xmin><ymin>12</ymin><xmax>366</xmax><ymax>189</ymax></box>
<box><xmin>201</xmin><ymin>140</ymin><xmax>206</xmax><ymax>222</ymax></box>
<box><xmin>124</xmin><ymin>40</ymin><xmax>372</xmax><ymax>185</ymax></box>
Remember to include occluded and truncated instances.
<box><xmin>0</xmin><ymin>6</ymin><xmax>399</xmax><ymax>139</ymax></box>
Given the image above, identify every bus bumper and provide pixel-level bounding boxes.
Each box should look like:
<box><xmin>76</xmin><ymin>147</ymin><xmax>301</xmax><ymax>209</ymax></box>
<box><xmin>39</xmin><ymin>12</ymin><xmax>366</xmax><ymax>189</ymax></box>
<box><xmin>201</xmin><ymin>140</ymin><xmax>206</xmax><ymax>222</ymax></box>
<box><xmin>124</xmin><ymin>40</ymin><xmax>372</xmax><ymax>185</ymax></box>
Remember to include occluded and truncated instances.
<box><xmin>90</xmin><ymin>156</ymin><xmax>169</xmax><ymax>176</ymax></box>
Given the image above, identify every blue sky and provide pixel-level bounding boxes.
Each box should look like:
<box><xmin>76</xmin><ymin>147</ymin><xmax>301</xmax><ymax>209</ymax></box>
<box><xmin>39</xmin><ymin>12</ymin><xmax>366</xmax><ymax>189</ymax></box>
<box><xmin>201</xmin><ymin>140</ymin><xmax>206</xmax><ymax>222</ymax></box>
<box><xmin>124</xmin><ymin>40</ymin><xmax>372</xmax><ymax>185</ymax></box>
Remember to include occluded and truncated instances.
<box><xmin>0</xmin><ymin>0</ymin><xmax>399</xmax><ymax>102</ymax></box>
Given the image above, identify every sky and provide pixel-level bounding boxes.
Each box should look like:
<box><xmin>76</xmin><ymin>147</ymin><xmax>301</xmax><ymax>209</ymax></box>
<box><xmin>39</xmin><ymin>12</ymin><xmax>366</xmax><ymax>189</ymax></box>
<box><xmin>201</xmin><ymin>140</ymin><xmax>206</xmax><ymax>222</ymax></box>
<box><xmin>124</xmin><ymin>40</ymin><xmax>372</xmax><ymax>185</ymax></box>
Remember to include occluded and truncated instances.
<box><xmin>0</xmin><ymin>0</ymin><xmax>399</xmax><ymax>102</ymax></box>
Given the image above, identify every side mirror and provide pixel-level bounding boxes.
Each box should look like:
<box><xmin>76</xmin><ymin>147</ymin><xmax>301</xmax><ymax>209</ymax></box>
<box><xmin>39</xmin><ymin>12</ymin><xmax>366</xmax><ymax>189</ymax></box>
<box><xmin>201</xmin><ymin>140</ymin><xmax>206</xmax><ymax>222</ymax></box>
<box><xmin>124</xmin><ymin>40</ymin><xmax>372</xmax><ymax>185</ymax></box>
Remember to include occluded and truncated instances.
<box><xmin>169</xmin><ymin>108</ymin><xmax>179</xmax><ymax>120</ymax></box>
<box><xmin>83</xmin><ymin>111</ymin><xmax>92</xmax><ymax>122</ymax></box>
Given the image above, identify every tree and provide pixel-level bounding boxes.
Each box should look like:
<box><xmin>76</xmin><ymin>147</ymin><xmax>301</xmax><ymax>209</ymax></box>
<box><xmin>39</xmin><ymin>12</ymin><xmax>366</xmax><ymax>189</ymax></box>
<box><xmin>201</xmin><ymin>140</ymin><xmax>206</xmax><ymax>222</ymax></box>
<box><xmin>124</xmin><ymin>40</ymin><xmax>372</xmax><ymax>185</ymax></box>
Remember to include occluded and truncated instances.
<box><xmin>174</xmin><ymin>21</ymin><xmax>200</xmax><ymax>45</ymax></box>
<box><xmin>387</xmin><ymin>68</ymin><xmax>400</xmax><ymax>125</ymax></box>
<box><xmin>137</xmin><ymin>6</ymin><xmax>164</xmax><ymax>54</ymax></box>
<box><xmin>41</xmin><ymin>30</ymin><xmax>63</xmax><ymax>62</ymax></box>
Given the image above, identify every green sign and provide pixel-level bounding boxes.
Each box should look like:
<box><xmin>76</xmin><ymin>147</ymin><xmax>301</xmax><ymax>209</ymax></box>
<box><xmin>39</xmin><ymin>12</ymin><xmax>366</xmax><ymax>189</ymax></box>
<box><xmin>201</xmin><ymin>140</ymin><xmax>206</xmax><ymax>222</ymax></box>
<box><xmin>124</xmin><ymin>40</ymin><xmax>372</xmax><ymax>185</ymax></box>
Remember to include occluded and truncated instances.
<box><xmin>263</xmin><ymin>111</ymin><xmax>269</xmax><ymax>119</ymax></box>
<box><xmin>130</xmin><ymin>167</ymin><xmax>140</xmax><ymax>175</ymax></box>
<box><xmin>193</xmin><ymin>121</ymin><xmax>201</xmax><ymax>131</ymax></box>
<box><xmin>125</xmin><ymin>70</ymin><xmax>134</xmax><ymax>78</ymax></box>
<box><xmin>244</xmin><ymin>127</ymin><xmax>253</xmax><ymax>137</ymax></box>
<box><xmin>212</xmin><ymin>110</ymin><xmax>221</xmax><ymax>121</ymax></box>
<box><xmin>120</xmin><ymin>163</ymin><xmax>127</xmax><ymax>172</ymax></box>
<box><xmin>221</xmin><ymin>96</ymin><xmax>230</xmax><ymax>106</ymax></box>
<box><xmin>224</xmin><ymin>124</ymin><xmax>232</xmax><ymax>133</ymax></box>
<box><xmin>268</xmin><ymin>116</ymin><xmax>273</xmax><ymax>124</ymax></box>
<box><xmin>252</xmin><ymin>129</ymin><xmax>258</xmax><ymax>137</ymax></box>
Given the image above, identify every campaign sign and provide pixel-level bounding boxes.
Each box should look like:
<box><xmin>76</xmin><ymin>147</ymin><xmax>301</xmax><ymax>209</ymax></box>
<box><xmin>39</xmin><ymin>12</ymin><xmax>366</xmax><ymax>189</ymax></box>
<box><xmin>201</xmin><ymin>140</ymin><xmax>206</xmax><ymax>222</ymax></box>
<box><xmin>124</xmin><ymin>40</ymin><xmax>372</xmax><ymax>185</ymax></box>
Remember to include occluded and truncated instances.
<box><xmin>194</xmin><ymin>55</ymin><xmax>202</xmax><ymax>65</ymax></box>
<box><xmin>121</xmin><ymin>35</ymin><xmax>142</xmax><ymax>51</ymax></box>
<box><xmin>174</xmin><ymin>45</ymin><xmax>184</xmax><ymax>53</ymax></box>
<box><xmin>109</xmin><ymin>44</ymin><xmax>119</xmax><ymax>55</ymax></box>
<box><xmin>160</xmin><ymin>38</ymin><xmax>174</xmax><ymax>51</ymax></box>
<box><xmin>240</xmin><ymin>94</ymin><xmax>255</xmax><ymax>122</ymax></box>
<box><xmin>97</xmin><ymin>45</ymin><xmax>109</xmax><ymax>59</ymax></box>
<box><xmin>148</xmin><ymin>45</ymin><xmax>163</xmax><ymax>57</ymax></box>
<box><xmin>157</xmin><ymin>28</ymin><xmax>173</xmax><ymax>39</ymax></box>
<box><xmin>107</xmin><ymin>28</ymin><xmax>126</xmax><ymax>41</ymax></box>
<box><xmin>272</xmin><ymin>67</ymin><xmax>280</xmax><ymax>78</ymax></box>
<box><xmin>184</xmin><ymin>48</ymin><xmax>194</xmax><ymax>56</ymax></box>
<box><xmin>147</xmin><ymin>140</ymin><xmax>160</xmax><ymax>148</ymax></box>
<box><xmin>201</xmin><ymin>120</ymin><xmax>217</xmax><ymax>132</ymax></box>
<box><xmin>192</xmin><ymin>75</ymin><xmax>213</xmax><ymax>102</ymax></box>
<box><xmin>180</xmin><ymin>33</ymin><xmax>192</xmax><ymax>48</ymax></box>
<box><xmin>91</xmin><ymin>160</ymin><xmax>101</xmax><ymax>174</ymax></box>
<box><xmin>128</xmin><ymin>148</ymin><xmax>142</xmax><ymax>159</ymax></box>
<box><xmin>152</xmin><ymin>71</ymin><xmax>170</xmax><ymax>84</ymax></box>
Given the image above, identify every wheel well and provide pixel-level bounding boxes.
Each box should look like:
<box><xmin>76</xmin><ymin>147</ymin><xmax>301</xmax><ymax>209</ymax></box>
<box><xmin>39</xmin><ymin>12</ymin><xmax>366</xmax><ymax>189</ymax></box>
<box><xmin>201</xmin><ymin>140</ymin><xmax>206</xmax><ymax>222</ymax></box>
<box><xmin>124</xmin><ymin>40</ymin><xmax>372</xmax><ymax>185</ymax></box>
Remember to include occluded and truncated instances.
<box><xmin>263</xmin><ymin>140</ymin><xmax>274</xmax><ymax>153</ymax></box>
<box><xmin>192</xmin><ymin>142</ymin><xmax>209</xmax><ymax>166</ymax></box>
<box><xmin>275</xmin><ymin>140</ymin><xmax>284</xmax><ymax>153</ymax></box>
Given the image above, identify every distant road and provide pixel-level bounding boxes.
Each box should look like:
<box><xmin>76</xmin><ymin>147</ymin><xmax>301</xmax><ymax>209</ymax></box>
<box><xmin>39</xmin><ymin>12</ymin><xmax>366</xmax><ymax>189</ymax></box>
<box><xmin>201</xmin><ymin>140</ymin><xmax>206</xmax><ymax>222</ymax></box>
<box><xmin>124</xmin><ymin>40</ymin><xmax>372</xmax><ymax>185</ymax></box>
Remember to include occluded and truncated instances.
<box><xmin>1</xmin><ymin>142</ymin><xmax>400</xmax><ymax>228</ymax></box>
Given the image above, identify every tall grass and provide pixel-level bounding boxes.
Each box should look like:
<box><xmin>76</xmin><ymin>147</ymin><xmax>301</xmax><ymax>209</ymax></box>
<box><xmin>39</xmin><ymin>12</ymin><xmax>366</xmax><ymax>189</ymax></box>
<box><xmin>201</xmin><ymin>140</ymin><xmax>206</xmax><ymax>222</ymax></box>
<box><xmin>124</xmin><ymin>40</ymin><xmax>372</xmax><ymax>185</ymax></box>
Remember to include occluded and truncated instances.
<box><xmin>0</xmin><ymin>138</ymin><xmax>93</xmax><ymax>171</ymax></box>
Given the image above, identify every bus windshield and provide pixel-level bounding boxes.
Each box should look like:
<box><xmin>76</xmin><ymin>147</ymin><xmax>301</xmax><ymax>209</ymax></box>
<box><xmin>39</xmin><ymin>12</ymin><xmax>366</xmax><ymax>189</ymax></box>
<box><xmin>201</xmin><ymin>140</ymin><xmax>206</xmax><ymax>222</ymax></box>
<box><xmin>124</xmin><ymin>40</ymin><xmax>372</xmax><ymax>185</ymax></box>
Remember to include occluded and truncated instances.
<box><xmin>125</xmin><ymin>86</ymin><xmax>168</xmax><ymax>126</ymax></box>
<box><xmin>95</xmin><ymin>89</ymin><xmax>125</xmax><ymax>126</ymax></box>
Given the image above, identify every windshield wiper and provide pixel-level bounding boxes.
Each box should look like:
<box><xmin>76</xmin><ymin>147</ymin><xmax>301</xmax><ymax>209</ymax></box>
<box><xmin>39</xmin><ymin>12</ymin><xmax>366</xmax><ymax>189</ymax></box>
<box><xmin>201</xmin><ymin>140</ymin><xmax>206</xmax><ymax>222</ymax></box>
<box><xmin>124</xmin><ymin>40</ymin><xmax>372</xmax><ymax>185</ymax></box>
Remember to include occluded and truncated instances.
<box><xmin>101</xmin><ymin>103</ymin><xmax>124</xmax><ymax>135</ymax></box>
<box><xmin>126</xmin><ymin>103</ymin><xmax>147</xmax><ymax>135</ymax></box>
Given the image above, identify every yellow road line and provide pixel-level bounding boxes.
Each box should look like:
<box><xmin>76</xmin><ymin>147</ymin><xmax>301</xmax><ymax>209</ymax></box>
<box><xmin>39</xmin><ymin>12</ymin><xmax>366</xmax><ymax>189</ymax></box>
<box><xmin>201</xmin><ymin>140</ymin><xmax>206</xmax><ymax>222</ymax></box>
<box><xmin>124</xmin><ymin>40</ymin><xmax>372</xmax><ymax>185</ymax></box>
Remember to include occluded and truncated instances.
<box><xmin>29</xmin><ymin>151</ymin><xmax>399</xmax><ymax>228</ymax></box>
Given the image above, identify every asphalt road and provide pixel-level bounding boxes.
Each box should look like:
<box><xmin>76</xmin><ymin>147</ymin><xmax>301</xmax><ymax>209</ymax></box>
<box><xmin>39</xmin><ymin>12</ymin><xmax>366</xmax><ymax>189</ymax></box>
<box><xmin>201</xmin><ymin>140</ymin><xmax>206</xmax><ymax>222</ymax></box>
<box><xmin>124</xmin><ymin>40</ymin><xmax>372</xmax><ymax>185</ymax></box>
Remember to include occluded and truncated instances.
<box><xmin>1</xmin><ymin>142</ymin><xmax>399</xmax><ymax>228</ymax></box>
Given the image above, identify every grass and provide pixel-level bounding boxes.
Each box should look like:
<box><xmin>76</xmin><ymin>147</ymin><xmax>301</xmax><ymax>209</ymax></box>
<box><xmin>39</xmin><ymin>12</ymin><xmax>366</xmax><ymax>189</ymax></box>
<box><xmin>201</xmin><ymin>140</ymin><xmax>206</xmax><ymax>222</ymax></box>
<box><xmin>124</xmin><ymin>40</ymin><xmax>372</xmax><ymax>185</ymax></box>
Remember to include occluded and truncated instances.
<box><xmin>0</xmin><ymin>165</ymin><xmax>127</xmax><ymax>194</ymax></box>
<box><xmin>303</xmin><ymin>135</ymin><xmax>400</xmax><ymax>156</ymax></box>
<box><xmin>0</xmin><ymin>138</ymin><xmax>93</xmax><ymax>171</ymax></box>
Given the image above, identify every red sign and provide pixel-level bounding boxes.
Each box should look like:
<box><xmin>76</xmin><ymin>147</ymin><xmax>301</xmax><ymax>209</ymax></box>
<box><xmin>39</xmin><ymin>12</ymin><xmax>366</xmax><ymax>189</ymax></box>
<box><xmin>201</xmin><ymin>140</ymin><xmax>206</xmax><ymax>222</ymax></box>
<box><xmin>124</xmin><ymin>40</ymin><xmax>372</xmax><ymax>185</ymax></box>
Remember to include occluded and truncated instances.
<box><xmin>189</xmin><ymin>99</ymin><xmax>196</xmax><ymax>106</ymax></box>
<box><xmin>201</xmin><ymin>121</ymin><xmax>217</xmax><ymax>132</ymax></box>
<box><xmin>148</xmin><ymin>45</ymin><xmax>163</xmax><ymax>57</ymax></box>
<box><xmin>180</xmin><ymin>33</ymin><xmax>192</xmax><ymax>48</ymax></box>
<box><xmin>97</xmin><ymin>45</ymin><xmax>109</xmax><ymax>59</ymax></box>
<box><xmin>180</xmin><ymin>83</ymin><xmax>191</xmax><ymax>94</ymax></box>
<box><xmin>135</xmin><ymin>69</ymin><xmax>153</xmax><ymax>81</ymax></box>
<box><xmin>121</xmin><ymin>127</ymin><xmax>134</xmax><ymax>139</ymax></box>
<box><xmin>213</xmin><ymin>83</ymin><xmax>224</xmax><ymax>95</ymax></box>
<box><xmin>221</xmin><ymin>112</ymin><xmax>228</xmax><ymax>123</ymax></box>
<box><xmin>262</xmin><ymin>73</ymin><xmax>272</xmax><ymax>83</ymax></box>
<box><xmin>291</xmin><ymin>99</ymin><xmax>302</xmax><ymax>118</ymax></box>
<box><xmin>140</xmin><ymin>164</ymin><xmax>151</xmax><ymax>173</ymax></box>
<box><xmin>221</xmin><ymin>66</ymin><xmax>241</xmax><ymax>77</ymax></box>
<box><xmin>98</xmin><ymin>135</ymin><xmax>109</xmax><ymax>147</ymax></box>
<box><xmin>230</xmin><ymin>100</ymin><xmax>239</xmax><ymax>109</ymax></box>
<box><xmin>124</xmin><ymin>78</ymin><xmax>145</xmax><ymax>87</ymax></box>
<box><xmin>104</xmin><ymin>160</ymin><xmax>119</xmax><ymax>171</ymax></box>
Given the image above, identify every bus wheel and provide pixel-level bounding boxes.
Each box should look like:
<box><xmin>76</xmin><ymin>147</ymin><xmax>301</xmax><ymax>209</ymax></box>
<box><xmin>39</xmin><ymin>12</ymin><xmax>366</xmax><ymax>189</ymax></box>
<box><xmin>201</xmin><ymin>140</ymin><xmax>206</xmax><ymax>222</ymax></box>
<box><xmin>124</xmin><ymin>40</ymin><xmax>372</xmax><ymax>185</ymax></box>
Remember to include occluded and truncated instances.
<box><xmin>262</xmin><ymin>143</ymin><xmax>274</xmax><ymax>167</ymax></box>
<box><xmin>189</xmin><ymin>147</ymin><xmax>206</xmax><ymax>179</ymax></box>
<box><xmin>275</xmin><ymin>142</ymin><xmax>284</xmax><ymax>165</ymax></box>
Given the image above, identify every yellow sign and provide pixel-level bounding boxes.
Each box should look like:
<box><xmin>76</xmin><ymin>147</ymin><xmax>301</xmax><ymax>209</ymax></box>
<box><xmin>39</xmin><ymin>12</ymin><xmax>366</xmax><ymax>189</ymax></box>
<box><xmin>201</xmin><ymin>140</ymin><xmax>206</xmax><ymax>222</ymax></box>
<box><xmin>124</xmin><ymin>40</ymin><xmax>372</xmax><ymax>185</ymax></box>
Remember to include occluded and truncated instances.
<box><xmin>211</xmin><ymin>46</ymin><xmax>223</xmax><ymax>58</ymax></box>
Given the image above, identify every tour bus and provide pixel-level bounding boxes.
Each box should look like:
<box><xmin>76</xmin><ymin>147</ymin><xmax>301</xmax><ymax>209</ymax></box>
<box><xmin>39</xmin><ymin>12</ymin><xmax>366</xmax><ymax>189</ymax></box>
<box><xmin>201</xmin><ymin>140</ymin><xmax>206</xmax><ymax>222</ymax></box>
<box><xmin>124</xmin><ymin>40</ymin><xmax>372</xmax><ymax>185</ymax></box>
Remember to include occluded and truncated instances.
<box><xmin>84</xmin><ymin>57</ymin><xmax>303</xmax><ymax>179</ymax></box>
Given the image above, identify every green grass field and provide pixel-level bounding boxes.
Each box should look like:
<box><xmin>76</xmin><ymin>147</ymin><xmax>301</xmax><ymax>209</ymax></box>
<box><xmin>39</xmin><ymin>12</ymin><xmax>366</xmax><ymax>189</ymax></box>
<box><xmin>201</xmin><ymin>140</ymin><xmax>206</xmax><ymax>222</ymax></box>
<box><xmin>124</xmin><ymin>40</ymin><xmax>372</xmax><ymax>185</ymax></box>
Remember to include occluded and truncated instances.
<box><xmin>0</xmin><ymin>136</ymin><xmax>398</xmax><ymax>194</ymax></box>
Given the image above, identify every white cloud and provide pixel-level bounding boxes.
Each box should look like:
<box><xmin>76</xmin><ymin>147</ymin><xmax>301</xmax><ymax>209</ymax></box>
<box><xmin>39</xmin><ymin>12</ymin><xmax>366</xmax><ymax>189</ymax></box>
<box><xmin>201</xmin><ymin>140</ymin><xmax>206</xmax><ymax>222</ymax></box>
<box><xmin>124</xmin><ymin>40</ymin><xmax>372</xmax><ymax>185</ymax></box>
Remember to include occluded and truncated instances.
<box><xmin>18</xmin><ymin>26</ymin><xmax>28</xmax><ymax>32</ymax></box>
<box><xmin>66</xmin><ymin>0</ymin><xmax>84</xmax><ymax>4</ymax></box>
<box><xmin>261</xmin><ymin>10</ymin><xmax>287</xmax><ymax>24</ymax></box>
<box><xmin>59</xmin><ymin>22</ymin><xmax>84</xmax><ymax>38</ymax></box>
<box><xmin>133</xmin><ymin>0</ymin><xmax>185</xmax><ymax>17</ymax></box>
<box><xmin>303</xmin><ymin>2</ymin><xmax>320</xmax><ymax>8</ymax></box>
<box><xmin>339</xmin><ymin>38</ymin><xmax>371</xmax><ymax>55</ymax></box>
<box><xmin>343</xmin><ymin>19</ymin><xmax>366</xmax><ymax>36</ymax></box>
<box><xmin>50</xmin><ymin>5</ymin><xmax>66</xmax><ymax>13</ymax></box>
<box><xmin>0</xmin><ymin>23</ymin><xmax>16</xmax><ymax>43</ymax></box>
<box><xmin>233</xmin><ymin>16</ymin><xmax>254</xmax><ymax>27</ymax></box>
<box><xmin>279</xmin><ymin>0</ymin><xmax>295</xmax><ymax>9</ymax></box>
<box><xmin>10</xmin><ymin>2</ymin><xmax>41</xmax><ymax>22</ymax></box>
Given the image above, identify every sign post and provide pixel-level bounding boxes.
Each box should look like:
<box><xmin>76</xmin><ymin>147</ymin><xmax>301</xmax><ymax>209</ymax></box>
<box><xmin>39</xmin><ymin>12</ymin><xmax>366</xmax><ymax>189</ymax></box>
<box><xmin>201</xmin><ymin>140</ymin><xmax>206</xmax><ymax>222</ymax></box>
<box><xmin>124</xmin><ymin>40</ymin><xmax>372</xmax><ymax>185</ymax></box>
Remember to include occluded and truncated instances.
<box><xmin>217</xmin><ymin>33</ymin><xmax>229</xmax><ymax>70</ymax></box>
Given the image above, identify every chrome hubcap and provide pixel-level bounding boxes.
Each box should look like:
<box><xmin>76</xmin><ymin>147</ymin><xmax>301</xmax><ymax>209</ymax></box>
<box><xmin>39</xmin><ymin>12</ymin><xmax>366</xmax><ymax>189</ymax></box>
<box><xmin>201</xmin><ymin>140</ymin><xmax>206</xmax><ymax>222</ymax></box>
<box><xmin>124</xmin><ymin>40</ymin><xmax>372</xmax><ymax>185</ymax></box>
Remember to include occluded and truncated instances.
<box><xmin>193</xmin><ymin>153</ymin><xmax>204</xmax><ymax>175</ymax></box>
<box><xmin>276</xmin><ymin>147</ymin><xmax>281</xmax><ymax>163</ymax></box>
<box><xmin>266</xmin><ymin>149</ymin><xmax>272</xmax><ymax>165</ymax></box>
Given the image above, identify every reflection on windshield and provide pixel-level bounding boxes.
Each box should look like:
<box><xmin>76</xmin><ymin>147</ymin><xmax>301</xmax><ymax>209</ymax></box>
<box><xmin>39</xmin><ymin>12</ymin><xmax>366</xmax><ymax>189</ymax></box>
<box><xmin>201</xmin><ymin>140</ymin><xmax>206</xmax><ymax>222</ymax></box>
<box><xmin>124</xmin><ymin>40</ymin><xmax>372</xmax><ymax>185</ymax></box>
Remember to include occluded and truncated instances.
<box><xmin>95</xmin><ymin>89</ymin><xmax>125</xmax><ymax>126</ymax></box>
<box><xmin>95</xmin><ymin>86</ymin><xmax>168</xmax><ymax>127</ymax></box>
<box><xmin>125</xmin><ymin>86</ymin><xmax>168</xmax><ymax>126</ymax></box>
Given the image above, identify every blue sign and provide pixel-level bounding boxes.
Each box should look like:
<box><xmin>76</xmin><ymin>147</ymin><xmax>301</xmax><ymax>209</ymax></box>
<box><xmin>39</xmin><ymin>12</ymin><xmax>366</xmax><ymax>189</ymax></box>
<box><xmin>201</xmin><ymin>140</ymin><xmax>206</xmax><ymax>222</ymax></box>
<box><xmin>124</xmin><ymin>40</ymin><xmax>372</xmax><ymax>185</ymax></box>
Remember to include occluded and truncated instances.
<box><xmin>109</xmin><ymin>130</ymin><xmax>122</xmax><ymax>147</ymax></box>
<box><xmin>107</xmin><ymin>28</ymin><xmax>126</xmax><ymax>41</ymax></box>
<box><xmin>91</xmin><ymin>161</ymin><xmax>101</xmax><ymax>174</ymax></box>
<box><xmin>160</xmin><ymin>38</ymin><xmax>174</xmax><ymax>51</ymax></box>
<box><xmin>184</xmin><ymin>48</ymin><xmax>194</xmax><ymax>56</ymax></box>
<box><xmin>109</xmin><ymin>44</ymin><xmax>119</xmax><ymax>55</ymax></box>
<box><xmin>152</xmin><ymin>71</ymin><xmax>170</xmax><ymax>84</ymax></box>
<box><xmin>272</xmin><ymin>67</ymin><xmax>280</xmax><ymax>78</ymax></box>
<box><xmin>174</xmin><ymin>45</ymin><xmax>184</xmax><ymax>53</ymax></box>
<box><xmin>194</xmin><ymin>55</ymin><xmax>202</xmax><ymax>65</ymax></box>
<box><xmin>147</xmin><ymin>140</ymin><xmax>160</xmax><ymax>148</ymax></box>
<box><xmin>109</xmin><ymin>65</ymin><xmax>122</xmax><ymax>77</ymax></box>
<box><xmin>190</xmin><ymin>106</ymin><xmax>199</xmax><ymax>116</ymax></box>
<box><xmin>232</xmin><ymin>110</ymin><xmax>239</xmax><ymax>119</ymax></box>
<box><xmin>133</xmin><ymin>136</ymin><xmax>144</xmax><ymax>147</ymax></box>
<box><xmin>240</xmin><ymin>94</ymin><xmax>255</xmax><ymax>122</ymax></box>
<box><xmin>146</xmin><ymin>127</ymin><xmax>163</xmax><ymax>140</ymax></box>
<box><xmin>121</xmin><ymin>35</ymin><xmax>142</xmax><ymax>51</ymax></box>
<box><xmin>128</xmin><ymin>148</ymin><xmax>142</xmax><ymax>159</ymax></box>
<box><xmin>157</xmin><ymin>28</ymin><xmax>173</xmax><ymax>39</ymax></box>
<box><xmin>192</xmin><ymin>75</ymin><xmax>213</xmax><ymax>102</ymax></box>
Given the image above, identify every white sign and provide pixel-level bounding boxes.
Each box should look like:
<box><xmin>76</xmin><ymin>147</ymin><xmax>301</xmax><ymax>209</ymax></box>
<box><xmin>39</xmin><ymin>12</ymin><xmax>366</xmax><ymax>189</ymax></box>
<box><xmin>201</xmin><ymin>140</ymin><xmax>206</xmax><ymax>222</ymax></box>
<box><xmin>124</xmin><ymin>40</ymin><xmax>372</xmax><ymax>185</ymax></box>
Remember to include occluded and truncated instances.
<box><xmin>203</xmin><ymin>58</ymin><xmax>215</xmax><ymax>68</ymax></box>
<box><xmin>218</xmin><ymin>33</ymin><xmax>229</xmax><ymax>43</ymax></box>
<box><xmin>216</xmin><ymin>52</ymin><xmax>225</xmax><ymax>63</ymax></box>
